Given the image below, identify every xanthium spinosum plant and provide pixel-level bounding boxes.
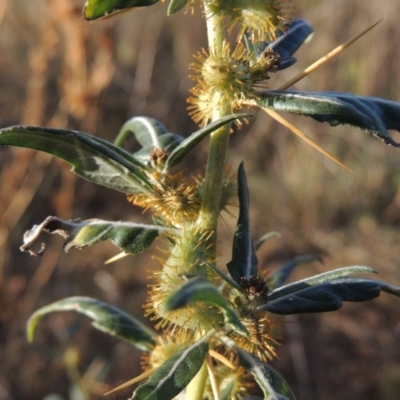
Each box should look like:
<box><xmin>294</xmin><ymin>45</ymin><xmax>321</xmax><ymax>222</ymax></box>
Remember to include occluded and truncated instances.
<box><xmin>2</xmin><ymin>1</ymin><xmax>400</xmax><ymax>399</ymax></box>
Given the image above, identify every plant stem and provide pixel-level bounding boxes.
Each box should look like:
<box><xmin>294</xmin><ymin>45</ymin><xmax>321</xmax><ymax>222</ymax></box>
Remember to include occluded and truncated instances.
<box><xmin>197</xmin><ymin>1</ymin><xmax>231</xmax><ymax>236</ymax></box>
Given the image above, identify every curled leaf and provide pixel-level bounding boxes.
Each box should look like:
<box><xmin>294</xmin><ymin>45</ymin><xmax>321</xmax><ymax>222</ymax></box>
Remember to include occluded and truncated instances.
<box><xmin>28</xmin><ymin>296</ymin><xmax>155</xmax><ymax>351</ymax></box>
<box><xmin>257</xmin><ymin>90</ymin><xmax>400</xmax><ymax>147</ymax></box>
<box><xmin>163</xmin><ymin>276</ymin><xmax>248</xmax><ymax>336</ymax></box>
<box><xmin>0</xmin><ymin>125</ymin><xmax>153</xmax><ymax>193</ymax></box>
<box><xmin>20</xmin><ymin>216</ymin><xmax>171</xmax><ymax>256</ymax></box>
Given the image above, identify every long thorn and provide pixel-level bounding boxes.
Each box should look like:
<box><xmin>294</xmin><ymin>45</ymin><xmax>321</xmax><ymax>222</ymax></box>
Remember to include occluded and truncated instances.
<box><xmin>206</xmin><ymin>355</ymin><xmax>221</xmax><ymax>400</ymax></box>
<box><xmin>263</xmin><ymin>108</ymin><xmax>352</xmax><ymax>171</ymax></box>
<box><xmin>105</xmin><ymin>251</ymin><xmax>128</xmax><ymax>264</ymax></box>
<box><xmin>103</xmin><ymin>369</ymin><xmax>154</xmax><ymax>396</ymax></box>
<box><xmin>209</xmin><ymin>349</ymin><xmax>236</xmax><ymax>369</ymax></box>
<box><xmin>278</xmin><ymin>19</ymin><xmax>383</xmax><ymax>90</ymax></box>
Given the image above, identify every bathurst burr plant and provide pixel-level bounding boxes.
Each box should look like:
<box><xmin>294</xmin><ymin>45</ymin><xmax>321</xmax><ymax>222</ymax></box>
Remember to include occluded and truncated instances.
<box><xmin>2</xmin><ymin>1</ymin><xmax>400</xmax><ymax>399</ymax></box>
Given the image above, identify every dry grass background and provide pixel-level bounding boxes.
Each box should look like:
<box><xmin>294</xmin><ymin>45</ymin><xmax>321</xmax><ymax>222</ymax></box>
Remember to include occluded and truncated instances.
<box><xmin>1</xmin><ymin>0</ymin><xmax>400</xmax><ymax>399</ymax></box>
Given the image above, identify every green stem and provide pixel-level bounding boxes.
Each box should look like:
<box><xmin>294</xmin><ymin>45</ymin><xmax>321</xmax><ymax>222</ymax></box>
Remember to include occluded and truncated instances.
<box><xmin>185</xmin><ymin>360</ymin><xmax>208</xmax><ymax>400</ymax></box>
<box><xmin>197</xmin><ymin>1</ymin><xmax>232</xmax><ymax>236</ymax></box>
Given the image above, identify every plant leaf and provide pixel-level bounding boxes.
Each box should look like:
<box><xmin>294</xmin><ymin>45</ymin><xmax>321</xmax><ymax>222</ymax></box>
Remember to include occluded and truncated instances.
<box><xmin>167</xmin><ymin>0</ymin><xmax>188</xmax><ymax>15</ymax></box>
<box><xmin>261</xmin><ymin>277</ymin><xmax>400</xmax><ymax>314</ymax></box>
<box><xmin>164</xmin><ymin>114</ymin><xmax>250</xmax><ymax>171</ymax></box>
<box><xmin>254</xmin><ymin>231</ymin><xmax>281</xmax><ymax>251</ymax></box>
<box><xmin>0</xmin><ymin>125</ymin><xmax>153</xmax><ymax>194</ymax></box>
<box><xmin>83</xmin><ymin>0</ymin><xmax>159</xmax><ymax>21</ymax></box>
<box><xmin>221</xmin><ymin>337</ymin><xmax>296</xmax><ymax>400</ymax></box>
<box><xmin>266</xmin><ymin>265</ymin><xmax>376</xmax><ymax>302</ymax></box>
<box><xmin>20</xmin><ymin>216</ymin><xmax>169</xmax><ymax>256</ymax></box>
<box><xmin>204</xmin><ymin>261</ymin><xmax>243</xmax><ymax>292</ymax></box>
<box><xmin>131</xmin><ymin>340</ymin><xmax>208</xmax><ymax>400</ymax></box>
<box><xmin>163</xmin><ymin>276</ymin><xmax>248</xmax><ymax>336</ymax></box>
<box><xmin>227</xmin><ymin>163</ymin><xmax>258</xmax><ymax>285</ymax></box>
<box><xmin>114</xmin><ymin>117</ymin><xmax>184</xmax><ymax>166</ymax></box>
<box><xmin>27</xmin><ymin>296</ymin><xmax>155</xmax><ymax>351</ymax></box>
<box><xmin>271</xmin><ymin>255</ymin><xmax>322</xmax><ymax>288</ymax></box>
<box><xmin>268</xmin><ymin>19</ymin><xmax>313</xmax><ymax>70</ymax></box>
<box><xmin>256</xmin><ymin>90</ymin><xmax>400</xmax><ymax>147</ymax></box>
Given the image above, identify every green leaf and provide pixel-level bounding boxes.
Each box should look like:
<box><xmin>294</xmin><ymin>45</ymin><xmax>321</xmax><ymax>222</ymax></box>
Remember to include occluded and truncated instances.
<box><xmin>83</xmin><ymin>0</ymin><xmax>159</xmax><ymax>21</ymax></box>
<box><xmin>114</xmin><ymin>117</ymin><xmax>184</xmax><ymax>167</ymax></box>
<box><xmin>163</xmin><ymin>276</ymin><xmax>248</xmax><ymax>336</ymax></box>
<box><xmin>254</xmin><ymin>231</ymin><xmax>281</xmax><ymax>251</ymax></box>
<box><xmin>131</xmin><ymin>340</ymin><xmax>208</xmax><ymax>400</ymax></box>
<box><xmin>266</xmin><ymin>265</ymin><xmax>377</xmax><ymax>302</ymax></box>
<box><xmin>221</xmin><ymin>337</ymin><xmax>296</xmax><ymax>400</ymax></box>
<box><xmin>262</xmin><ymin>277</ymin><xmax>400</xmax><ymax>315</ymax></box>
<box><xmin>167</xmin><ymin>0</ymin><xmax>188</xmax><ymax>15</ymax></box>
<box><xmin>20</xmin><ymin>216</ymin><xmax>169</xmax><ymax>256</ymax></box>
<box><xmin>204</xmin><ymin>261</ymin><xmax>243</xmax><ymax>292</ymax></box>
<box><xmin>271</xmin><ymin>255</ymin><xmax>322</xmax><ymax>288</ymax></box>
<box><xmin>227</xmin><ymin>163</ymin><xmax>258</xmax><ymax>285</ymax></box>
<box><xmin>27</xmin><ymin>296</ymin><xmax>155</xmax><ymax>351</ymax></box>
<box><xmin>257</xmin><ymin>90</ymin><xmax>400</xmax><ymax>147</ymax></box>
<box><xmin>164</xmin><ymin>114</ymin><xmax>250</xmax><ymax>171</ymax></box>
<box><xmin>0</xmin><ymin>125</ymin><xmax>153</xmax><ymax>194</ymax></box>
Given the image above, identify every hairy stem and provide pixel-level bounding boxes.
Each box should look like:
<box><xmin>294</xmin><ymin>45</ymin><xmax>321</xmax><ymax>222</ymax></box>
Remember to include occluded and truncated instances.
<box><xmin>197</xmin><ymin>1</ymin><xmax>232</xmax><ymax>238</ymax></box>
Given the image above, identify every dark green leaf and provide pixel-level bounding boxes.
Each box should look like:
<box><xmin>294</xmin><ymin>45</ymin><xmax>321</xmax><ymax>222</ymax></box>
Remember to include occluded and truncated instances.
<box><xmin>271</xmin><ymin>255</ymin><xmax>322</xmax><ymax>288</ymax></box>
<box><xmin>167</xmin><ymin>0</ymin><xmax>188</xmax><ymax>15</ymax></box>
<box><xmin>245</xmin><ymin>19</ymin><xmax>313</xmax><ymax>71</ymax></box>
<box><xmin>131</xmin><ymin>340</ymin><xmax>208</xmax><ymax>400</ymax></box>
<box><xmin>223</xmin><ymin>338</ymin><xmax>296</xmax><ymax>400</ymax></box>
<box><xmin>261</xmin><ymin>277</ymin><xmax>400</xmax><ymax>314</ymax></box>
<box><xmin>83</xmin><ymin>0</ymin><xmax>159</xmax><ymax>21</ymax></box>
<box><xmin>27</xmin><ymin>296</ymin><xmax>155</xmax><ymax>351</ymax></box>
<box><xmin>164</xmin><ymin>114</ymin><xmax>250</xmax><ymax>171</ymax></box>
<box><xmin>114</xmin><ymin>117</ymin><xmax>184</xmax><ymax>167</ymax></box>
<box><xmin>0</xmin><ymin>125</ymin><xmax>153</xmax><ymax>194</ymax></box>
<box><xmin>204</xmin><ymin>261</ymin><xmax>243</xmax><ymax>292</ymax></box>
<box><xmin>268</xmin><ymin>19</ymin><xmax>313</xmax><ymax>70</ymax></box>
<box><xmin>257</xmin><ymin>90</ymin><xmax>400</xmax><ymax>146</ymax></box>
<box><xmin>20</xmin><ymin>216</ymin><xmax>169</xmax><ymax>256</ymax></box>
<box><xmin>266</xmin><ymin>266</ymin><xmax>376</xmax><ymax>302</ymax></box>
<box><xmin>163</xmin><ymin>276</ymin><xmax>248</xmax><ymax>336</ymax></box>
<box><xmin>227</xmin><ymin>163</ymin><xmax>258</xmax><ymax>285</ymax></box>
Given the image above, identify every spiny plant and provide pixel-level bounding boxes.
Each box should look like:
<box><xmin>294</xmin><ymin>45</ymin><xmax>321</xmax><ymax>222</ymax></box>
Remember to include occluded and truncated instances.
<box><xmin>2</xmin><ymin>1</ymin><xmax>400</xmax><ymax>399</ymax></box>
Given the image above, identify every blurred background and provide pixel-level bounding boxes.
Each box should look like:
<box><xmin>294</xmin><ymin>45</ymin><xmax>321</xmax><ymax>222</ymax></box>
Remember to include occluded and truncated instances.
<box><xmin>1</xmin><ymin>0</ymin><xmax>400</xmax><ymax>399</ymax></box>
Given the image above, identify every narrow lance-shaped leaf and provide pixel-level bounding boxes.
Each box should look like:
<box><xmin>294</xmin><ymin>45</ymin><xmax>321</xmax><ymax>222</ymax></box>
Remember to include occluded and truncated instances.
<box><xmin>261</xmin><ymin>277</ymin><xmax>400</xmax><ymax>315</ymax></box>
<box><xmin>246</xmin><ymin>19</ymin><xmax>313</xmax><ymax>71</ymax></box>
<box><xmin>271</xmin><ymin>255</ymin><xmax>322</xmax><ymax>288</ymax></box>
<box><xmin>83</xmin><ymin>0</ymin><xmax>159</xmax><ymax>21</ymax></box>
<box><xmin>267</xmin><ymin>19</ymin><xmax>314</xmax><ymax>71</ymax></box>
<box><xmin>221</xmin><ymin>336</ymin><xmax>296</xmax><ymax>400</ymax></box>
<box><xmin>131</xmin><ymin>339</ymin><xmax>208</xmax><ymax>400</ymax></box>
<box><xmin>163</xmin><ymin>276</ymin><xmax>248</xmax><ymax>336</ymax></box>
<box><xmin>20</xmin><ymin>216</ymin><xmax>170</xmax><ymax>256</ymax></box>
<box><xmin>257</xmin><ymin>90</ymin><xmax>400</xmax><ymax>147</ymax></box>
<box><xmin>0</xmin><ymin>125</ymin><xmax>153</xmax><ymax>194</ymax></box>
<box><xmin>164</xmin><ymin>114</ymin><xmax>250</xmax><ymax>172</ymax></box>
<box><xmin>266</xmin><ymin>265</ymin><xmax>376</xmax><ymax>302</ymax></box>
<box><xmin>27</xmin><ymin>296</ymin><xmax>155</xmax><ymax>351</ymax></box>
<box><xmin>114</xmin><ymin>117</ymin><xmax>184</xmax><ymax>166</ymax></box>
<box><xmin>227</xmin><ymin>163</ymin><xmax>258</xmax><ymax>285</ymax></box>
